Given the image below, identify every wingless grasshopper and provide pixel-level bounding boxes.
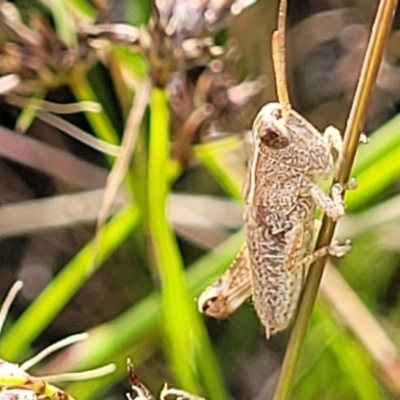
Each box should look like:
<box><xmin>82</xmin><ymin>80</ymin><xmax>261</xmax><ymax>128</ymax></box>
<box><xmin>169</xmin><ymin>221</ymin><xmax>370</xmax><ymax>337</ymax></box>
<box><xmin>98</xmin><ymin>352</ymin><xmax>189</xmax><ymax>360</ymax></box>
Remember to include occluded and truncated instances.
<box><xmin>198</xmin><ymin>0</ymin><xmax>351</xmax><ymax>338</ymax></box>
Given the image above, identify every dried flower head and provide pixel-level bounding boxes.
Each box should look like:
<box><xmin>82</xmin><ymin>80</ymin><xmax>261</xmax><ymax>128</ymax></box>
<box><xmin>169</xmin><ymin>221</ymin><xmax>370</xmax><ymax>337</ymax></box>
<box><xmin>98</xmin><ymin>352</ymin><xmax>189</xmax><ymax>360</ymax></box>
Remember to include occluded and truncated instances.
<box><xmin>155</xmin><ymin>0</ymin><xmax>257</xmax><ymax>42</ymax></box>
<box><xmin>126</xmin><ymin>360</ymin><xmax>205</xmax><ymax>400</ymax></box>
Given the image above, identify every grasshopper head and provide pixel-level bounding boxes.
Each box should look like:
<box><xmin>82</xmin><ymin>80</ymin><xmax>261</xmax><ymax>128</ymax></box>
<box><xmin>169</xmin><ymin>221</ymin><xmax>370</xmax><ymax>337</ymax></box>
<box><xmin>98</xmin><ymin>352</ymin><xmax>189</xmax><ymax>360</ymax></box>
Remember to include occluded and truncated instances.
<box><xmin>253</xmin><ymin>103</ymin><xmax>291</xmax><ymax>150</ymax></box>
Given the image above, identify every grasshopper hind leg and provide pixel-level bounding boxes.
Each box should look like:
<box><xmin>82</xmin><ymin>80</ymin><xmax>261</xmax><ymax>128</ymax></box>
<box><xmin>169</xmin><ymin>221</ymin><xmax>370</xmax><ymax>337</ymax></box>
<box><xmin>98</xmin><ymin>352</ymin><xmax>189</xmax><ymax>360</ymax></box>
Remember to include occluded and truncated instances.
<box><xmin>198</xmin><ymin>244</ymin><xmax>251</xmax><ymax>319</ymax></box>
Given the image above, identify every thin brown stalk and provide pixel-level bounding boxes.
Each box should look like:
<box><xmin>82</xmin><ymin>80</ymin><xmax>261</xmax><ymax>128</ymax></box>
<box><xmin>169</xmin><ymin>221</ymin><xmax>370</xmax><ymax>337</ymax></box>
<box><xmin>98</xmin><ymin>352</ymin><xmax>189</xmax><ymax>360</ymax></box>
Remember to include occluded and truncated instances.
<box><xmin>272</xmin><ymin>0</ymin><xmax>398</xmax><ymax>399</ymax></box>
<box><xmin>6</xmin><ymin>94</ymin><xmax>101</xmax><ymax>113</ymax></box>
<box><xmin>91</xmin><ymin>78</ymin><xmax>150</xmax><ymax>269</ymax></box>
<box><xmin>95</xmin><ymin>78</ymin><xmax>150</xmax><ymax>233</ymax></box>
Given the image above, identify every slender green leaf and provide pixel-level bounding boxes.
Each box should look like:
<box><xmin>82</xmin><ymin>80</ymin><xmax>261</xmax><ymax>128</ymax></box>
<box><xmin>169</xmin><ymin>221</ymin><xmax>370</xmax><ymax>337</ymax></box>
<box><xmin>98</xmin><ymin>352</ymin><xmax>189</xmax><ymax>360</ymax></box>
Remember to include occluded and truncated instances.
<box><xmin>148</xmin><ymin>88</ymin><xmax>229</xmax><ymax>399</ymax></box>
<box><xmin>15</xmin><ymin>92</ymin><xmax>45</xmax><ymax>133</ymax></box>
<box><xmin>69</xmin><ymin>72</ymin><xmax>120</xmax><ymax>145</ymax></box>
<box><xmin>195</xmin><ymin>137</ymin><xmax>244</xmax><ymax>201</ymax></box>
<box><xmin>54</xmin><ymin>230</ymin><xmax>244</xmax><ymax>399</ymax></box>
<box><xmin>346</xmin><ymin>117</ymin><xmax>400</xmax><ymax>210</ymax></box>
<box><xmin>2</xmin><ymin>205</ymin><xmax>140</xmax><ymax>360</ymax></box>
<box><xmin>49</xmin><ymin>0</ymin><xmax>77</xmax><ymax>46</ymax></box>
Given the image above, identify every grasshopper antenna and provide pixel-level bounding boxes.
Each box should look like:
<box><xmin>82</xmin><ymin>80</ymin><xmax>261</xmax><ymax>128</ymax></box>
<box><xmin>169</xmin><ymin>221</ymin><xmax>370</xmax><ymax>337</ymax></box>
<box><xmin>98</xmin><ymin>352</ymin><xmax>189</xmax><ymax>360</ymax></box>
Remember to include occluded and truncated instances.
<box><xmin>272</xmin><ymin>0</ymin><xmax>291</xmax><ymax>119</ymax></box>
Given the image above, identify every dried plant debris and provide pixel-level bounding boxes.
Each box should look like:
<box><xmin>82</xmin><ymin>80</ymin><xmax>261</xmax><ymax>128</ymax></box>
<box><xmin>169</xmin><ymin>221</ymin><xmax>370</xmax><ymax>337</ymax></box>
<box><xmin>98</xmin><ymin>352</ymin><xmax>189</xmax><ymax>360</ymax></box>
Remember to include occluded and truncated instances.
<box><xmin>0</xmin><ymin>3</ymin><xmax>90</xmax><ymax>94</ymax></box>
<box><xmin>0</xmin><ymin>0</ymin><xmax>261</xmax><ymax>163</ymax></box>
<box><xmin>0</xmin><ymin>282</ymin><xmax>115</xmax><ymax>400</ymax></box>
<box><xmin>126</xmin><ymin>360</ymin><xmax>205</xmax><ymax>400</ymax></box>
<box><xmin>2</xmin><ymin>0</ymin><xmax>261</xmax><ymax>154</ymax></box>
<box><xmin>126</xmin><ymin>360</ymin><xmax>154</xmax><ymax>400</ymax></box>
<box><xmin>155</xmin><ymin>0</ymin><xmax>257</xmax><ymax>43</ymax></box>
<box><xmin>168</xmin><ymin>58</ymin><xmax>265</xmax><ymax>165</ymax></box>
<box><xmin>105</xmin><ymin>4</ymin><xmax>262</xmax><ymax>125</ymax></box>
<box><xmin>0</xmin><ymin>2</ymin><xmax>138</xmax><ymax>95</ymax></box>
<box><xmin>152</xmin><ymin>0</ymin><xmax>263</xmax><ymax>165</ymax></box>
<box><xmin>143</xmin><ymin>0</ymin><xmax>264</xmax><ymax>164</ymax></box>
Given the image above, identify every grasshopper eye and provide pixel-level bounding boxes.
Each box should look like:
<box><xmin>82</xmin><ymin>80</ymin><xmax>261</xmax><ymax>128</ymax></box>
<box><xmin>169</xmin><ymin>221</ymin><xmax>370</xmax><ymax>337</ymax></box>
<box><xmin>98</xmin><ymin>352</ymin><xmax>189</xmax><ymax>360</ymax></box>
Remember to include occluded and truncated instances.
<box><xmin>259</xmin><ymin>126</ymin><xmax>290</xmax><ymax>149</ymax></box>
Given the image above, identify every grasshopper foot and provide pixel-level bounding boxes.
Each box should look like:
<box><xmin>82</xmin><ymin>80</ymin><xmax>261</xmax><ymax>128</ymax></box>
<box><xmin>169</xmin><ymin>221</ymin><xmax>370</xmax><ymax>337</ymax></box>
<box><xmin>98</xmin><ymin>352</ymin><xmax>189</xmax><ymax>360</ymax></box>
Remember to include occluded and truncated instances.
<box><xmin>328</xmin><ymin>239</ymin><xmax>351</xmax><ymax>258</ymax></box>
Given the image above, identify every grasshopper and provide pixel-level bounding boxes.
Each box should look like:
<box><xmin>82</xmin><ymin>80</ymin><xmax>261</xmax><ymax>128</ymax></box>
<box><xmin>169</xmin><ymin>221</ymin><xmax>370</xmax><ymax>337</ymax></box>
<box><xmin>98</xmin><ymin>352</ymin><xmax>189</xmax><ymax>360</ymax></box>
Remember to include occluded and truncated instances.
<box><xmin>198</xmin><ymin>0</ymin><xmax>351</xmax><ymax>338</ymax></box>
<box><xmin>0</xmin><ymin>281</ymin><xmax>115</xmax><ymax>400</ymax></box>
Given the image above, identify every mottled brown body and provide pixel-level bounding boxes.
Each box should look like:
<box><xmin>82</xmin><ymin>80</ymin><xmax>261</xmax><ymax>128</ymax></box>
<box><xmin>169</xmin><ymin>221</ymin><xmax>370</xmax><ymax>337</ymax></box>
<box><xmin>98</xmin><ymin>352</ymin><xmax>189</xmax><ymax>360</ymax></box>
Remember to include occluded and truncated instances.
<box><xmin>244</xmin><ymin>102</ymin><xmax>345</xmax><ymax>336</ymax></box>
<box><xmin>198</xmin><ymin>103</ymin><xmax>349</xmax><ymax>337</ymax></box>
<box><xmin>198</xmin><ymin>0</ymin><xmax>350</xmax><ymax>337</ymax></box>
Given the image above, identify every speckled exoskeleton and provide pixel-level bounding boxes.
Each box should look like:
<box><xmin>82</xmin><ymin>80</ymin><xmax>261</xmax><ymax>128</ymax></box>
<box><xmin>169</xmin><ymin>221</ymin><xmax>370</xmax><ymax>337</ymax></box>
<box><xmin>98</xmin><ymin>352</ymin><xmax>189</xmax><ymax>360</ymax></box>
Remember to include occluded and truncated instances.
<box><xmin>198</xmin><ymin>0</ymin><xmax>351</xmax><ymax>337</ymax></box>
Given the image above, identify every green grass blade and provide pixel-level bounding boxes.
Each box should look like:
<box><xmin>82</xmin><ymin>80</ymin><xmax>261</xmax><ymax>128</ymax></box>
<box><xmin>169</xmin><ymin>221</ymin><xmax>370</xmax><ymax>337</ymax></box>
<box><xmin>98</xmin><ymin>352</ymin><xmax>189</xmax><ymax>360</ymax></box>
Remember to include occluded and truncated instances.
<box><xmin>52</xmin><ymin>230</ymin><xmax>244</xmax><ymax>399</ymax></box>
<box><xmin>2</xmin><ymin>205</ymin><xmax>140</xmax><ymax>360</ymax></box>
<box><xmin>315</xmin><ymin>303</ymin><xmax>382</xmax><ymax>399</ymax></box>
<box><xmin>295</xmin><ymin>301</ymin><xmax>383</xmax><ymax>399</ymax></box>
<box><xmin>49</xmin><ymin>0</ymin><xmax>77</xmax><ymax>47</ymax></box>
<box><xmin>148</xmin><ymin>87</ymin><xmax>229</xmax><ymax>399</ymax></box>
<box><xmin>148</xmin><ymin>87</ymin><xmax>198</xmax><ymax>390</ymax></box>
<box><xmin>15</xmin><ymin>91</ymin><xmax>45</xmax><ymax>133</ymax></box>
<box><xmin>346</xmin><ymin>116</ymin><xmax>400</xmax><ymax>210</ymax></box>
<box><xmin>346</xmin><ymin>143</ymin><xmax>400</xmax><ymax>210</ymax></box>
<box><xmin>352</xmin><ymin>114</ymin><xmax>400</xmax><ymax>174</ymax></box>
<box><xmin>68</xmin><ymin>0</ymin><xmax>95</xmax><ymax>19</ymax></box>
<box><xmin>195</xmin><ymin>137</ymin><xmax>245</xmax><ymax>201</ymax></box>
<box><xmin>69</xmin><ymin>72</ymin><xmax>120</xmax><ymax>145</ymax></box>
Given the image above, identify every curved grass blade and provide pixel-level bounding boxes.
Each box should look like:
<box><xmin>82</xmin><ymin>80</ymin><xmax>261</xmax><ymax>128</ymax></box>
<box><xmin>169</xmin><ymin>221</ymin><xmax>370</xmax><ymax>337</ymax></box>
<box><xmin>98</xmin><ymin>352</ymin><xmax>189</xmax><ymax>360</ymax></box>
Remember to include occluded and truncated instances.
<box><xmin>1</xmin><ymin>205</ymin><xmax>140</xmax><ymax>360</ymax></box>
<box><xmin>346</xmin><ymin>114</ymin><xmax>400</xmax><ymax>209</ymax></box>
<box><xmin>148</xmin><ymin>87</ymin><xmax>228</xmax><ymax>399</ymax></box>
<box><xmin>49</xmin><ymin>0</ymin><xmax>77</xmax><ymax>47</ymax></box>
<box><xmin>44</xmin><ymin>229</ymin><xmax>244</xmax><ymax>400</ymax></box>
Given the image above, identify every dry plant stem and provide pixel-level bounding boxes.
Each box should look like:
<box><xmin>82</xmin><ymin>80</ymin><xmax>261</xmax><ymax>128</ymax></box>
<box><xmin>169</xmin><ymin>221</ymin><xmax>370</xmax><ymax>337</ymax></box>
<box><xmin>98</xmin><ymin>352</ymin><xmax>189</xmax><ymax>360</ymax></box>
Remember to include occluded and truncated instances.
<box><xmin>93</xmin><ymin>79</ymin><xmax>150</xmax><ymax>268</ymax></box>
<box><xmin>6</xmin><ymin>94</ymin><xmax>101</xmax><ymax>114</ymax></box>
<box><xmin>272</xmin><ymin>0</ymin><xmax>398</xmax><ymax>399</ymax></box>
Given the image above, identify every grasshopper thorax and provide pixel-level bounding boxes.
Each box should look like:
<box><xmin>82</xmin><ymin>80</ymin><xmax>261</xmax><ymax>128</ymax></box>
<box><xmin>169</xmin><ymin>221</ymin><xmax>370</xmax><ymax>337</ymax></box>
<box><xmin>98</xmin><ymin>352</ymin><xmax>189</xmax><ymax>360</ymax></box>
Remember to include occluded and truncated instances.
<box><xmin>252</xmin><ymin>102</ymin><xmax>331</xmax><ymax>174</ymax></box>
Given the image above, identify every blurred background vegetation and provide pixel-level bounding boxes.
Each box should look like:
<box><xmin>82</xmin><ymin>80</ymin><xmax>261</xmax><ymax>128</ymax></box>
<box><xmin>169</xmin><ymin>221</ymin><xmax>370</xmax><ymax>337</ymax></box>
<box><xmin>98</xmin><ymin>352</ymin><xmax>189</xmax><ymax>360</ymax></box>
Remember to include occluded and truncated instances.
<box><xmin>1</xmin><ymin>0</ymin><xmax>400</xmax><ymax>399</ymax></box>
